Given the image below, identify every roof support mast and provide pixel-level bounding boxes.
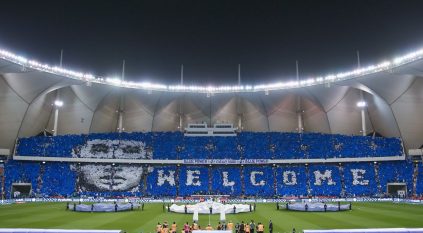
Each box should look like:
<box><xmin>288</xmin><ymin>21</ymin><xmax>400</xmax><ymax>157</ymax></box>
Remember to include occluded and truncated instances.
<box><xmin>59</xmin><ymin>49</ymin><xmax>64</xmax><ymax>67</ymax></box>
<box><xmin>360</xmin><ymin>91</ymin><xmax>367</xmax><ymax>136</ymax></box>
<box><xmin>296</xmin><ymin>60</ymin><xmax>303</xmax><ymax>133</ymax></box>
<box><xmin>237</xmin><ymin>64</ymin><xmax>242</xmax><ymax>131</ymax></box>
<box><xmin>238</xmin><ymin>64</ymin><xmax>241</xmax><ymax>86</ymax></box>
<box><xmin>181</xmin><ymin>64</ymin><xmax>184</xmax><ymax>85</ymax></box>
<box><xmin>118</xmin><ymin>60</ymin><xmax>125</xmax><ymax>133</ymax></box>
<box><xmin>53</xmin><ymin>95</ymin><xmax>60</xmax><ymax>136</ymax></box>
<box><xmin>53</xmin><ymin>49</ymin><xmax>64</xmax><ymax>136</ymax></box>
<box><xmin>179</xmin><ymin>65</ymin><xmax>184</xmax><ymax>131</ymax></box>
<box><xmin>357</xmin><ymin>50</ymin><xmax>367</xmax><ymax>136</ymax></box>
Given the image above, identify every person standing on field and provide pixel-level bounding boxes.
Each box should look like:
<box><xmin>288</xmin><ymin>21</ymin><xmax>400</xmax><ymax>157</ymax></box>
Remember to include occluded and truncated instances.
<box><xmin>184</xmin><ymin>222</ymin><xmax>190</xmax><ymax>233</ymax></box>
<box><xmin>245</xmin><ymin>222</ymin><xmax>250</xmax><ymax>233</ymax></box>
<box><xmin>206</xmin><ymin>224</ymin><xmax>213</xmax><ymax>230</ymax></box>
<box><xmin>250</xmin><ymin>221</ymin><xmax>255</xmax><ymax>233</ymax></box>
<box><xmin>239</xmin><ymin>221</ymin><xmax>245</xmax><ymax>233</ymax></box>
<box><xmin>257</xmin><ymin>222</ymin><xmax>264</xmax><ymax>233</ymax></box>
<box><xmin>192</xmin><ymin>222</ymin><xmax>199</xmax><ymax>231</ymax></box>
<box><xmin>269</xmin><ymin>220</ymin><xmax>273</xmax><ymax>233</ymax></box>
<box><xmin>227</xmin><ymin>221</ymin><xmax>234</xmax><ymax>232</ymax></box>
<box><xmin>171</xmin><ymin>222</ymin><xmax>177</xmax><ymax>233</ymax></box>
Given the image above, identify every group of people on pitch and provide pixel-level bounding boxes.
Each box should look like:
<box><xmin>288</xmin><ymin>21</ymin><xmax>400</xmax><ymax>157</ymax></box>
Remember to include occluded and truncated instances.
<box><xmin>230</xmin><ymin>220</ymin><xmax>267</xmax><ymax>233</ymax></box>
<box><xmin>156</xmin><ymin>220</ymin><xmax>269</xmax><ymax>233</ymax></box>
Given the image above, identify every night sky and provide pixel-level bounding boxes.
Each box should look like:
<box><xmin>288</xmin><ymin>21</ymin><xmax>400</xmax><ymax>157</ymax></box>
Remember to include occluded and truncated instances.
<box><xmin>1</xmin><ymin>0</ymin><xmax>423</xmax><ymax>85</ymax></box>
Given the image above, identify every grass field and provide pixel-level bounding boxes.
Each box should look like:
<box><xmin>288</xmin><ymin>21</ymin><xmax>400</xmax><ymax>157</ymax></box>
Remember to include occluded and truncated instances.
<box><xmin>0</xmin><ymin>203</ymin><xmax>423</xmax><ymax>233</ymax></box>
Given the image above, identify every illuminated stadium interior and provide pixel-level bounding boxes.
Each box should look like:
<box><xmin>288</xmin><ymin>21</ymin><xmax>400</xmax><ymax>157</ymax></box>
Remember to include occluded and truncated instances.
<box><xmin>0</xmin><ymin>44</ymin><xmax>422</xmax><ymax>200</ymax></box>
<box><xmin>1</xmin><ymin>2</ymin><xmax>423</xmax><ymax>232</ymax></box>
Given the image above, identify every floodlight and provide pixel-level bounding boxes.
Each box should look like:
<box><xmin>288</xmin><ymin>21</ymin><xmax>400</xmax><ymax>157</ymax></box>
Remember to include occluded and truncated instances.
<box><xmin>356</xmin><ymin>101</ymin><xmax>367</xmax><ymax>108</ymax></box>
<box><xmin>54</xmin><ymin>100</ymin><xmax>64</xmax><ymax>107</ymax></box>
<box><xmin>1</xmin><ymin>45</ymin><xmax>423</xmax><ymax>93</ymax></box>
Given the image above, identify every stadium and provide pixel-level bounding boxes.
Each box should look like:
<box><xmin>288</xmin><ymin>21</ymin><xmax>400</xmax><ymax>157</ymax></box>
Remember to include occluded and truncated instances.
<box><xmin>1</xmin><ymin>1</ymin><xmax>423</xmax><ymax>233</ymax></box>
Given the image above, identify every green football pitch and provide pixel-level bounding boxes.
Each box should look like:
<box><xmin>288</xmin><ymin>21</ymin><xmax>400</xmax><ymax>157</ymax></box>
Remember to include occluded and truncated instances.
<box><xmin>0</xmin><ymin>202</ymin><xmax>423</xmax><ymax>233</ymax></box>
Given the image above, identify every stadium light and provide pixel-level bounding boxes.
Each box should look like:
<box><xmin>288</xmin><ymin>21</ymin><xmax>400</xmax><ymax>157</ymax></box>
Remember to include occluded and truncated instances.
<box><xmin>356</xmin><ymin>101</ymin><xmax>367</xmax><ymax>108</ymax></box>
<box><xmin>54</xmin><ymin>100</ymin><xmax>64</xmax><ymax>107</ymax></box>
<box><xmin>1</xmin><ymin>46</ymin><xmax>423</xmax><ymax>93</ymax></box>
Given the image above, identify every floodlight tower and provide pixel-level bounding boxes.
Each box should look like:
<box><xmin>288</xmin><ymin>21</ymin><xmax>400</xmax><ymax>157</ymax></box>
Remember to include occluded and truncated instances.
<box><xmin>117</xmin><ymin>60</ymin><xmax>125</xmax><ymax>133</ymax></box>
<box><xmin>53</xmin><ymin>100</ymin><xmax>63</xmax><ymax>136</ymax></box>
<box><xmin>357</xmin><ymin>92</ymin><xmax>367</xmax><ymax>136</ymax></box>
<box><xmin>52</xmin><ymin>50</ymin><xmax>65</xmax><ymax>137</ymax></box>
<box><xmin>356</xmin><ymin>53</ymin><xmax>367</xmax><ymax>136</ymax></box>
<box><xmin>237</xmin><ymin>64</ymin><xmax>243</xmax><ymax>131</ymax></box>
<box><xmin>296</xmin><ymin>60</ymin><xmax>304</xmax><ymax>133</ymax></box>
<box><xmin>178</xmin><ymin>65</ymin><xmax>184</xmax><ymax>131</ymax></box>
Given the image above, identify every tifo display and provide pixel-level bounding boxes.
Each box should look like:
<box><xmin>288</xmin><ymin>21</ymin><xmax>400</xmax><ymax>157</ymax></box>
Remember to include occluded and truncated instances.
<box><xmin>5</xmin><ymin>160</ymin><xmax>416</xmax><ymax>198</ymax></box>
<box><xmin>3</xmin><ymin>131</ymin><xmax>420</xmax><ymax>199</ymax></box>
<box><xmin>16</xmin><ymin>132</ymin><xmax>402</xmax><ymax>159</ymax></box>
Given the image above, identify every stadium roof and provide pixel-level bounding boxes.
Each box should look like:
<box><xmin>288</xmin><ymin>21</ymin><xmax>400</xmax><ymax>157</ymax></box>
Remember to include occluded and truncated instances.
<box><xmin>0</xmin><ymin>46</ymin><xmax>422</xmax><ymax>151</ymax></box>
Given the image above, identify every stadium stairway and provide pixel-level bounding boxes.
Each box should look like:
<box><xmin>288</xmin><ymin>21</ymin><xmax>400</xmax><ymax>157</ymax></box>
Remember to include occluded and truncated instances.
<box><xmin>412</xmin><ymin>163</ymin><xmax>419</xmax><ymax>196</ymax></box>
<box><xmin>374</xmin><ymin>163</ymin><xmax>382</xmax><ymax>195</ymax></box>
<box><xmin>339</xmin><ymin>164</ymin><xmax>346</xmax><ymax>197</ymax></box>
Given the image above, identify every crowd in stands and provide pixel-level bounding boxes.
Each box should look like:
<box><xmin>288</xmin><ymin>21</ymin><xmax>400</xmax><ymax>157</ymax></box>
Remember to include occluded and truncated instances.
<box><xmin>308</xmin><ymin>164</ymin><xmax>342</xmax><ymax>196</ymax></box>
<box><xmin>41</xmin><ymin>162</ymin><xmax>76</xmax><ymax>196</ymax></box>
<box><xmin>178</xmin><ymin>166</ymin><xmax>210</xmax><ymax>196</ymax></box>
<box><xmin>4</xmin><ymin>160</ymin><xmax>40</xmax><ymax>195</ymax></box>
<box><xmin>7</xmin><ymin>131</ymin><xmax>417</xmax><ymax>199</ymax></box>
<box><xmin>415</xmin><ymin>162</ymin><xmax>423</xmax><ymax>195</ymax></box>
<box><xmin>212</xmin><ymin>167</ymin><xmax>242</xmax><ymax>196</ymax></box>
<box><xmin>16</xmin><ymin>132</ymin><xmax>403</xmax><ymax>160</ymax></box>
<box><xmin>343</xmin><ymin>162</ymin><xmax>377</xmax><ymax>196</ymax></box>
<box><xmin>4</xmin><ymin>160</ymin><xmax>422</xmax><ymax>199</ymax></box>
<box><xmin>146</xmin><ymin>165</ymin><xmax>178</xmax><ymax>197</ymax></box>
<box><xmin>275</xmin><ymin>166</ymin><xmax>308</xmax><ymax>197</ymax></box>
<box><xmin>243</xmin><ymin>166</ymin><xmax>274</xmax><ymax>197</ymax></box>
<box><xmin>378</xmin><ymin>161</ymin><xmax>414</xmax><ymax>194</ymax></box>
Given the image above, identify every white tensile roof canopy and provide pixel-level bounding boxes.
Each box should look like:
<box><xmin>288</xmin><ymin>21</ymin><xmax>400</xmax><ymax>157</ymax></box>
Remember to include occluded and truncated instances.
<box><xmin>0</xmin><ymin>47</ymin><xmax>422</xmax><ymax>152</ymax></box>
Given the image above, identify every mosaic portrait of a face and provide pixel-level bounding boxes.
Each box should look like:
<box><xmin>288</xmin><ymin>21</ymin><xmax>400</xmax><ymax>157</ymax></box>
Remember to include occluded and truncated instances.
<box><xmin>72</xmin><ymin>139</ymin><xmax>152</xmax><ymax>192</ymax></box>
